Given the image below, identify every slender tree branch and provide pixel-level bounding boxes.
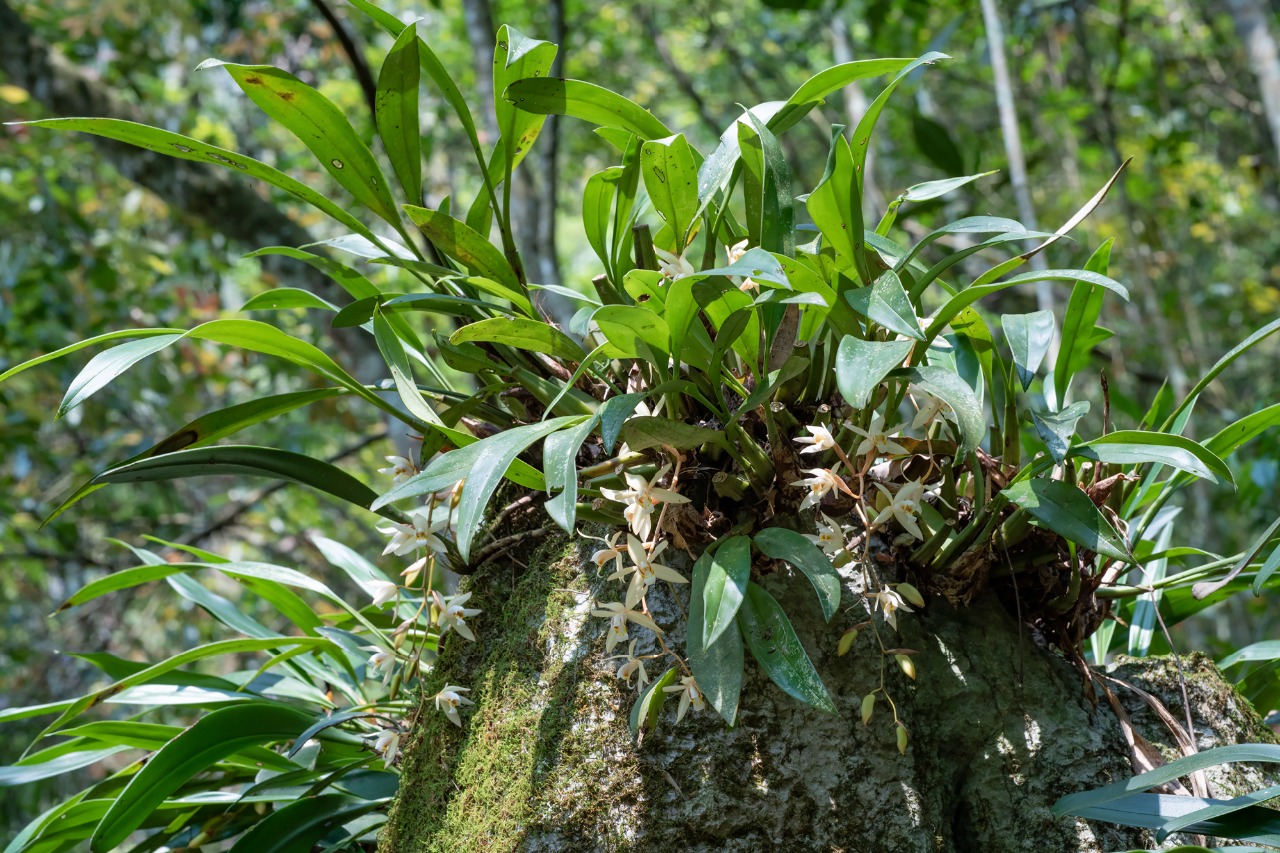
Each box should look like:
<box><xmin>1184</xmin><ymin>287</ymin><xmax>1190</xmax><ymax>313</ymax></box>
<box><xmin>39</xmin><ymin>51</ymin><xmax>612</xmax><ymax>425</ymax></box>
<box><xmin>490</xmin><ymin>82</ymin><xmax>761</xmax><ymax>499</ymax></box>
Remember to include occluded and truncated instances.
<box><xmin>310</xmin><ymin>0</ymin><xmax>379</xmax><ymax>124</ymax></box>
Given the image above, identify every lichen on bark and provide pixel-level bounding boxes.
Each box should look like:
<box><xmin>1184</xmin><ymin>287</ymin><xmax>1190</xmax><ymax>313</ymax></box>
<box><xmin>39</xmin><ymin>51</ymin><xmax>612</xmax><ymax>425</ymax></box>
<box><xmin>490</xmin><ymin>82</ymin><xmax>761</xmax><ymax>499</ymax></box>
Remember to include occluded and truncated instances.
<box><xmin>379</xmin><ymin>531</ymin><xmax>1276</xmax><ymax>852</ymax></box>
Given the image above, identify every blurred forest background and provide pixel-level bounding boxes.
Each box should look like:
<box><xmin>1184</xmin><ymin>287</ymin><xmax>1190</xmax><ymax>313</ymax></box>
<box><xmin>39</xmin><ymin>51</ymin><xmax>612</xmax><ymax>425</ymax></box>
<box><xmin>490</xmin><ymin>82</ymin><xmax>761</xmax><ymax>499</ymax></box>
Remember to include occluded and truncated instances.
<box><xmin>3</xmin><ymin>0</ymin><xmax>1280</xmax><ymax>840</ymax></box>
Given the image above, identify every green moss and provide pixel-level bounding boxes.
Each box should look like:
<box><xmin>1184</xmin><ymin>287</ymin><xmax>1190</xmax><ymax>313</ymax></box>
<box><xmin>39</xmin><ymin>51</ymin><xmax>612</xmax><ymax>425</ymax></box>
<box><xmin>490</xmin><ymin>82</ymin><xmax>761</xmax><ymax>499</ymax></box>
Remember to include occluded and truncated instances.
<box><xmin>378</xmin><ymin>532</ymin><xmax>643</xmax><ymax>853</ymax></box>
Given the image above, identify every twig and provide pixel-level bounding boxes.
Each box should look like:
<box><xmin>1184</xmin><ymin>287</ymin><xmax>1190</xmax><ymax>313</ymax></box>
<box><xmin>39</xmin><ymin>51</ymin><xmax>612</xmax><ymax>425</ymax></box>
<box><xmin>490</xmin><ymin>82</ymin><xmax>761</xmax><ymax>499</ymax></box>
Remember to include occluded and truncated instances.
<box><xmin>464</xmin><ymin>527</ymin><xmax>554</xmax><ymax>573</ymax></box>
<box><xmin>310</xmin><ymin>0</ymin><xmax>378</xmax><ymax>123</ymax></box>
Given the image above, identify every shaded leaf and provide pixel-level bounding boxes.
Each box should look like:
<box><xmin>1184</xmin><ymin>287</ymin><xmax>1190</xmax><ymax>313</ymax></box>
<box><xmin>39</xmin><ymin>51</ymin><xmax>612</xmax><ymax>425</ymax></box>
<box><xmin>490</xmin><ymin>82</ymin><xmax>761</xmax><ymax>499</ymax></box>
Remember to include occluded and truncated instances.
<box><xmin>751</xmin><ymin>528</ymin><xmax>840</xmax><ymax>621</ymax></box>
<box><xmin>1001</xmin><ymin>479</ymin><xmax>1131</xmax><ymax>562</ymax></box>
<box><xmin>738</xmin><ymin>583</ymin><xmax>837</xmax><ymax>713</ymax></box>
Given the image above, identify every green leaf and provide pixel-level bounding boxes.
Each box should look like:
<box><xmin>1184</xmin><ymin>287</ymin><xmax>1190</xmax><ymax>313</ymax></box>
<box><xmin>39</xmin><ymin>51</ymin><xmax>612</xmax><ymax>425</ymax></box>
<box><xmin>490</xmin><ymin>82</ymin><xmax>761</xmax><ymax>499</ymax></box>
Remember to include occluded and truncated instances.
<box><xmin>926</xmin><ymin>270</ymin><xmax>1128</xmax><ymax>343</ymax></box>
<box><xmin>905</xmin><ymin>366</ymin><xmax>985</xmax><ymax>455</ymax></box>
<box><xmin>372</xmin><ymin>417</ymin><xmax>585</xmax><ymax>560</ymax></box>
<box><xmin>738</xmin><ymin>583</ymin><xmax>837</xmax><ymax>713</ymax></box>
<box><xmin>641</xmin><ymin>134</ymin><xmax>700</xmax><ymax>249</ymax></box>
<box><xmin>202</xmin><ymin>61</ymin><xmax>400</xmax><ymax>226</ymax></box>
<box><xmin>240</xmin><ymin>288</ymin><xmax>338</xmax><ymax>312</ymax></box>
<box><xmin>1001</xmin><ymin>310</ymin><xmax>1055</xmax><ymax>390</ymax></box>
<box><xmin>1164</xmin><ymin>317</ymin><xmax>1280</xmax><ymax>433</ymax></box>
<box><xmin>899</xmin><ymin>171</ymin><xmax>997</xmax><ymax>203</ymax></box>
<box><xmin>1001</xmin><ymin>479</ymin><xmax>1131</xmax><ymax>562</ymax></box>
<box><xmin>835</xmin><ymin>337</ymin><xmax>913</xmax><ymax>410</ymax></box>
<box><xmin>1053</xmin><ymin>238</ymin><xmax>1113</xmax><ymax>406</ymax></box>
<box><xmin>770</xmin><ymin>58</ymin><xmax>918</xmax><ymax>136</ymax></box>
<box><xmin>618</xmin><ymin>416</ymin><xmax>724</xmax><ymax>451</ymax></box>
<box><xmin>688</xmin><ymin>552</ymin><xmax>744</xmax><ymax>726</ymax></box>
<box><xmin>1053</xmin><ymin>743</ymin><xmax>1280</xmax><ymax>817</ymax></box>
<box><xmin>376</xmin><ymin>22</ymin><xmax>423</xmax><ymax>204</ymax></box>
<box><xmin>751</xmin><ymin>528</ymin><xmax>841</xmax><ymax>622</ymax></box>
<box><xmin>1191</xmin><ymin>514</ymin><xmax>1280</xmax><ymax>600</ymax></box>
<box><xmin>90</xmin><ymin>703</ymin><xmax>313</xmax><ymax>852</ymax></box>
<box><xmin>845</xmin><ymin>271</ymin><xmax>922</xmax><ymax>340</ymax></box>
<box><xmin>583</xmin><ymin>167</ymin><xmax>622</xmax><ymax>277</ymax></box>
<box><xmin>91</xmin><ymin>445</ymin><xmax>405</xmax><ymax>523</ymax></box>
<box><xmin>806</xmin><ymin>133</ymin><xmax>858</xmax><ymax>264</ymax></box>
<box><xmin>1032</xmin><ymin>402</ymin><xmax>1090</xmax><ymax>464</ymax></box>
<box><xmin>493</xmin><ymin>25</ymin><xmax>557</xmax><ymax>170</ymax></box>
<box><xmin>229</xmin><ymin>793</ymin><xmax>386</xmax><ymax>852</ymax></box>
<box><xmin>592</xmin><ymin>305</ymin><xmax>670</xmax><ymax>361</ymax></box>
<box><xmin>1157</xmin><ymin>785</ymin><xmax>1280</xmax><ymax>843</ymax></box>
<box><xmin>20</xmin><ymin>118</ymin><xmax>384</xmax><ymax>245</ymax></box>
<box><xmin>373</xmin><ymin>310</ymin><xmax>441</xmax><ymax>427</ymax></box>
<box><xmin>504</xmin><ymin>77</ymin><xmax>672</xmax><ymax>140</ymax></box>
<box><xmin>543</xmin><ymin>415</ymin><xmax>599</xmax><ymax>533</ymax></box>
<box><xmin>57</xmin><ymin>334</ymin><xmax>184</xmax><ymax>417</ymax></box>
<box><xmin>1072</xmin><ymin>431</ymin><xmax>1234</xmax><ymax>486</ymax></box>
<box><xmin>0</xmin><ymin>747</ymin><xmax>129</xmax><ymax>787</ymax></box>
<box><xmin>404</xmin><ymin>205</ymin><xmax>521</xmax><ymax>293</ymax></box>
<box><xmin>740</xmin><ymin>112</ymin><xmax>795</xmax><ymax>257</ymax></box>
<box><xmin>700</xmin><ymin>536</ymin><xmax>752</xmax><ymax>648</ymax></box>
<box><xmin>450</xmin><ymin>316</ymin><xmax>585</xmax><ymax>362</ymax></box>
<box><xmin>629</xmin><ymin>667</ymin><xmax>678</xmax><ymax>737</ymax></box>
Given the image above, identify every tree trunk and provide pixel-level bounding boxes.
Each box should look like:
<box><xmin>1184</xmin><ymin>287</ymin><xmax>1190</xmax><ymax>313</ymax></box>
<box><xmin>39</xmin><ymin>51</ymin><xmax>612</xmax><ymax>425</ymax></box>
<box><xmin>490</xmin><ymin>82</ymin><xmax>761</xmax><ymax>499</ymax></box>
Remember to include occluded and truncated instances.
<box><xmin>1226</xmin><ymin>0</ymin><xmax>1280</xmax><ymax>173</ymax></box>
<box><xmin>378</xmin><ymin>532</ymin><xmax>1275</xmax><ymax>852</ymax></box>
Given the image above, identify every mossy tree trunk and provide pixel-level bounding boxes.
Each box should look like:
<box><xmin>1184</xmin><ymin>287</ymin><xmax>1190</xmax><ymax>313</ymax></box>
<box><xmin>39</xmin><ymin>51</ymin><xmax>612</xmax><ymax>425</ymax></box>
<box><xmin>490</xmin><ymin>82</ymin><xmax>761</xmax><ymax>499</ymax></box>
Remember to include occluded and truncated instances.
<box><xmin>378</xmin><ymin>532</ymin><xmax>1274</xmax><ymax>852</ymax></box>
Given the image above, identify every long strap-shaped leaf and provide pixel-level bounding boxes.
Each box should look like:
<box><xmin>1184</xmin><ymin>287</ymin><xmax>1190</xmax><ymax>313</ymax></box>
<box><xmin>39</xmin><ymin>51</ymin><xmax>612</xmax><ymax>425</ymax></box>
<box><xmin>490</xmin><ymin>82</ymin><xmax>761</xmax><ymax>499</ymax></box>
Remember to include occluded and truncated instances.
<box><xmin>15</xmin><ymin>118</ymin><xmax>385</xmax><ymax>248</ymax></box>
<box><xmin>90</xmin><ymin>703</ymin><xmax>315</xmax><ymax>852</ymax></box>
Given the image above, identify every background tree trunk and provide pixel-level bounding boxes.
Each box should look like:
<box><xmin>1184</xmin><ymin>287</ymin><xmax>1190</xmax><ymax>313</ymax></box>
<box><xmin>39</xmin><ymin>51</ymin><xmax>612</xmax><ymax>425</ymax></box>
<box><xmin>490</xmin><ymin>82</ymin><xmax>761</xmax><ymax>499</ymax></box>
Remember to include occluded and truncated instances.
<box><xmin>378</xmin><ymin>533</ymin><xmax>1275</xmax><ymax>852</ymax></box>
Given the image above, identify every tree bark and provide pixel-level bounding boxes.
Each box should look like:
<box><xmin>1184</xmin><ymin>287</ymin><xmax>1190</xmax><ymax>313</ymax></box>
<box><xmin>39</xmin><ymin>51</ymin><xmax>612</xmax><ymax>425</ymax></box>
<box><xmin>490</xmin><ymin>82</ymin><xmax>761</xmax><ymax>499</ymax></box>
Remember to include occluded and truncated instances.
<box><xmin>378</xmin><ymin>532</ymin><xmax>1275</xmax><ymax>852</ymax></box>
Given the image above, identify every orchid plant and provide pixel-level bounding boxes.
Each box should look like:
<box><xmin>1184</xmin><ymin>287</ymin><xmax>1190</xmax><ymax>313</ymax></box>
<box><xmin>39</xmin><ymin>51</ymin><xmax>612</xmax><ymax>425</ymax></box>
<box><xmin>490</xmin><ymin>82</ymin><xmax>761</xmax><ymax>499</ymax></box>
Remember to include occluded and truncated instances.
<box><xmin>5</xmin><ymin>0</ymin><xmax>1280</xmax><ymax>847</ymax></box>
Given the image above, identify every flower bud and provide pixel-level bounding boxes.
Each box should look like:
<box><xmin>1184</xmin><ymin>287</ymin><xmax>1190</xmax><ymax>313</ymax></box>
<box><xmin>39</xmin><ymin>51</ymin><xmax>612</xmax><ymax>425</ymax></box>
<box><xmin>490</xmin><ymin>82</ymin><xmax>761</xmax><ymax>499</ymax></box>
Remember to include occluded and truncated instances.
<box><xmin>861</xmin><ymin>693</ymin><xmax>876</xmax><ymax>726</ymax></box>
<box><xmin>896</xmin><ymin>582</ymin><xmax>925</xmax><ymax>608</ymax></box>
<box><xmin>896</xmin><ymin>654</ymin><xmax>916</xmax><ymax>680</ymax></box>
<box><xmin>896</xmin><ymin>721</ymin><xmax>909</xmax><ymax>755</ymax></box>
<box><xmin>838</xmin><ymin>628</ymin><xmax>859</xmax><ymax>657</ymax></box>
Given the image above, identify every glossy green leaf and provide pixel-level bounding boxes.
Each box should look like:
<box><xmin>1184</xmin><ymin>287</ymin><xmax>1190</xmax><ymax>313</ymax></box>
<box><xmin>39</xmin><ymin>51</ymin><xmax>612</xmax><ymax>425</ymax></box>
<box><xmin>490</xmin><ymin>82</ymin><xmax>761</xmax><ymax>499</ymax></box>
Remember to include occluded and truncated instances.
<box><xmin>900</xmin><ymin>171</ymin><xmax>998</xmax><ymax>203</ymax></box>
<box><xmin>493</xmin><ymin>26</ymin><xmax>557</xmax><ymax>169</ymax></box>
<box><xmin>1054</xmin><ymin>743</ymin><xmax>1280</xmax><ymax>816</ymax></box>
<box><xmin>376</xmin><ymin>23</ymin><xmax>423</xmax><ymax>204</ymax></box>
<box><xmin>20</xmin><ymin>118</ymin><xmax>383</xmax><ymax>244</ymax></box>
<box><xmin>641</xmin><ymin>133</ymin><xmax>700</xmax><ymax>249</ymax></box>
<box><xmin>1032</xmin><ymin>402</ymin><xmax>1090</xmax><ymax>464</ymax></box>
<box><xmin>57</xmin><ymin>334</ymin><xmax>183</xmax><ymax>417</ymax></box>
<box><xmin>1053</xmin><ymin>238</ymin><xmax>1112</xmax><ymax>405</ymax></box>
<box><xmin>905</xmin><ymin>366</ymin><xmax>985</xmax><ymax>455</ymax></box>
<box><xmin>1001</xmin><ymin>479</ymin><xmax>1131</xmax><ymax>562</ymax></box>
<box><xmin>1071</xmin><ymin>431</ymin><xmax>1234</xmax><ymax>486</ymax></box>
<box><xmin>583</xmin><ymin>167</ymin><xmax>622</xmax><ymax>277</ymax></box>
<box><xmin>740</xmin><ymin>112</ymin><xmax>795</xmax><ymax>257</ymax></box>
<box><xmin>1067</xmin><ymin>793</ymin><xmax>1280</xmax><ymax>846</ymax></box>
<box><xmin>752</xmin><ymin>527</ymin><xmax>841</xmax><ymax>622</ymax></box>
<box><xmin>629</xmin><ymin>667</ymin><xmax>678</xmax><ymax>737</ymax></box>
<box><xmin>835</xmin><ymin>337</ymin><xmax>912</xmax><ymax>410</ymax></box>
<box><xmin>1191</xmin><ymin>514</ymin><xmax>1280</xmax><ymax>600</ymax></box>
<box><xmin>450</xmin><ymin>316</ymin><xmax>584</xmax><ymax>362</ymax></box>
<box><xmin>0</xmin><ymin>747</ymin><xmax>129</xmax><ymax>787</ymax></box>
<box><xmin>846</xmin><ymin>271</ymin><xmax>922</xmax><ymax>340</ymax></box>
<box><xmin>701</xmin><ymin>536</ymin><xmax>751</xmax><ymax>648</ymax></box>
<box><xmin>770</xmin><ymin>58</ymin><xmax>917</xmax><ymax>136</ymax></box>
<box><xmin>1164</xmin><ymin>317</ymin><xmax>1280</xmax><ymax>432</ymax></box>
<box><xmin>202</xmin><ymin>61</ymin><xmax>400</xmax><ymax>226</ymax></box>
<box><xmin>373</xmin><ymin>310</ymin><xmax>441</xmax><ymax>427</ymax></box>
<box><xmin>404</xmin><ymin>205</ymin><xmax>520</xmax><ymax>293</ymax></box>
<box><xmin>738</xmin><ymin>583</ymin><xmax>837</xmax><ymax>713</ymax></box>
<box><xmin>91</xmin><ymin>445</ymin><xmax>405</xmax><ymax>522</ymax></box>
<box><xmin>504</xmin><ymin>77</ymin><xmax>672</xmax><ymax>140</ymax></box>
<box><xmin>543</xmin><ymin>414</ymin><xmax>599</xmax><ymax>533</ymax></box>
<box><xmin>230</xmin><ymin>793</ymin><xmax>386</xmax><ymax>852</ymax></box>
<box><xmin>372</xmin><ymin>417</ymin><xmax>585</xmax><ymax>560</ymax></box>
<box><xmin>90</xmin><ymin>703</ymin><xmax>313</xmax><ymax>852</ymax></box>
<box><xmin>927</xmin><ymin>270</ymin><xmax>1128</xmax><ymax>344</ymax></box>
<box><xmin>593</xmin><ymin>305</ymin><xmax>670</xmax><ymax>360</ymax></box>
<box><xmin>1001</xmin><ymin>310</ymin><xmax>1055</xmax><ymax>390</ymax></box>
<box><xmin>688</xmin><ymin>552</ymin><xmax>744</xmax><ymax>726</ymax></box>
<box><xmin>806</xmin><ymin>133</ymin><xmax>859</xmax><ymax>264</ymax></box>
<box><xmin>240</xmin><ymin>288</ymin><xmax>337</xmax><ymax>312</ymax></box>
<box><xmin>618</xmin><ymin>416</ymin><xmax>724</xmax><ymax>451</ymax></box>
